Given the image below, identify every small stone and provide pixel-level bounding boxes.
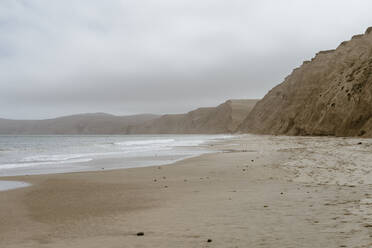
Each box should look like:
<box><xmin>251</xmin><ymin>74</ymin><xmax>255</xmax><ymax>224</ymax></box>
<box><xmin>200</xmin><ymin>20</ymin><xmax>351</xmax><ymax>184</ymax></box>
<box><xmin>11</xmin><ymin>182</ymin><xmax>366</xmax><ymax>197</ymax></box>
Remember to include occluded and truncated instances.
<box><xmin>280</xmin><ymin>192</ymin><xmax>283</xmax><ymax>195</ymax></box>
<box><xmin>207</xmin><ymin>239</ymin><xmax>212</xmax><ymax>243</ymax></box>
<box><xmin>136</xmin><ymin>232</ymin><xmax>144</xmax><ymax>236</ymax></box>
<box><xmin>264</xmin><ymin>205</ymin><xmax>268</xmax><ymax>208</ymax></box>
<box><xmin>164</xmin><ymin>185</ymin><xmax>168</xmax><ymax>188</ymax></box>
<box><xmin>357</xmin><ymin>142</ymin><xmax>362</xmax><ymax>145</ymax></box>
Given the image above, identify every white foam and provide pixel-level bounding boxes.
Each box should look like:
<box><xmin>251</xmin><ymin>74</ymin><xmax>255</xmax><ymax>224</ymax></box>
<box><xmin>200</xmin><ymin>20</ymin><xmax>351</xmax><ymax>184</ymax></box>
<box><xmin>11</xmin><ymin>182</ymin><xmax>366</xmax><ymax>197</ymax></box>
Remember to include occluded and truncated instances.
<box><xmin>115</xmin><ymin>138</ymin><xmax>175</xmax><ymax>146</ymax></box>
<box><xmin>114</xmin><ymin>138</ymin><xmax>210</xmax><ymax>147</ymax></box>
<box><xmin>22</xmin><ymin>154</ymin><xmax>86</xmax><ymax>162</ymax></box>
<box><xmin>0</xmin><ymin>134</ymin><xmax>238</xmax><ymax>176</ymax></box>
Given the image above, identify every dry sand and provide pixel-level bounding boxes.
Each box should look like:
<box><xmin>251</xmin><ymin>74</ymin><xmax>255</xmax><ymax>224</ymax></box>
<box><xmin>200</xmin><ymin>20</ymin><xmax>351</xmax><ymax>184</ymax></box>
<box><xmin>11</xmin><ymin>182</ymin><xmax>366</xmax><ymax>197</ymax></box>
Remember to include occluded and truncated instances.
<box><xmin>1</xmin><ymin>135</ymin><xmax>372</xmax><ymax>248</ymax></box>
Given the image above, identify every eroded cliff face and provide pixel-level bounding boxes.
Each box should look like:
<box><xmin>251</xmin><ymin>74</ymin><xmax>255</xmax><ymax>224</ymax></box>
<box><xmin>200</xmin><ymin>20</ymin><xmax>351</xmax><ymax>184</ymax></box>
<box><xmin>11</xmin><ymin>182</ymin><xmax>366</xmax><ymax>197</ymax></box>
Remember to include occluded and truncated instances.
<box><xmin>240</xmin><ymin>27</ymin><xmax>372</xmax><ymax>137</ymax></box>
<box><xmin>127</xmin><ymin>99</ymin><xmax>258</xmax><ymax>134</ymax></box>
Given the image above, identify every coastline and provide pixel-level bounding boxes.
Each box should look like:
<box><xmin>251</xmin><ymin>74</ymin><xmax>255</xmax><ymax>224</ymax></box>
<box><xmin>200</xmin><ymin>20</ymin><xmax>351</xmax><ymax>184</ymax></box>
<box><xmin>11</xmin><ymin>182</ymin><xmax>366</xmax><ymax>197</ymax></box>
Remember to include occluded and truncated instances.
<box><xmin>0</xmin><ymin>135</ymin><xmax>229</xmax><ymax>191</ymax></box>
<box><xmin>0</xmin><ymin>134</ymin><xmax>232</xmax><ymax>177</ymax></box>
<box><xmin>0</xmin><ymin>180</ymin><xmax>30</xmax><ymax>192</ymax></box>
<box><xmin>1</xmin><ymin>135</ymin><xmax>372</xmax><ymax>247</ymax></box>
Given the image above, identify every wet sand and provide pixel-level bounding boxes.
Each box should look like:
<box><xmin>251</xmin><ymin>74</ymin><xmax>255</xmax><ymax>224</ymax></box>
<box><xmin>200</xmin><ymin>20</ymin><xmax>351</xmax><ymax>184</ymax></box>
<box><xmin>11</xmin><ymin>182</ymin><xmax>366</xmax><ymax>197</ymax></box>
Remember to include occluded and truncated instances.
<box><xmin>1</xmin><ymin>135</ymin><xmax>372</xmax><ymax>248</ymax></box>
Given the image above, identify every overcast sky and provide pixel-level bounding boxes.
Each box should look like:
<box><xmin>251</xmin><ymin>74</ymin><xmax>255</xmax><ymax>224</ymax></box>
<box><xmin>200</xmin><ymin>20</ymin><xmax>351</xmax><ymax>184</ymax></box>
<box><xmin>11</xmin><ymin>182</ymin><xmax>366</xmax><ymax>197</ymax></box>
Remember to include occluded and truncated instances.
<box><xmin>1</xmin><ymin>0</ymin><xmax>372</xmax><ymax>119</ymax></box>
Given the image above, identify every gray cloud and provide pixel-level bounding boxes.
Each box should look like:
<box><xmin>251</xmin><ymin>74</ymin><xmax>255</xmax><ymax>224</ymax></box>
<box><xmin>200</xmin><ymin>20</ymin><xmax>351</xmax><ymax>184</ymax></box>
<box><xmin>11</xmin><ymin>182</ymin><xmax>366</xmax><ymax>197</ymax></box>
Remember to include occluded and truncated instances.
<box><xmin>1</xmin><ymin>0</ymin><xmax>372</xmax><ymax>119</ymax></box>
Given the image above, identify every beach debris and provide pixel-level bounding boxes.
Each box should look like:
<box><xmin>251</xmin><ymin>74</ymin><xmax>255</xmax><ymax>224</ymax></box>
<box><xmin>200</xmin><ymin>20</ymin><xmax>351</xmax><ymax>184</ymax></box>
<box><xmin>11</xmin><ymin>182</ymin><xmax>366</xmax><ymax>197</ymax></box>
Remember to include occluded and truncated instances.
<box><xmin>357</xmin><ymin>142</ymin><xmax>362</xmax><ymax>145</ymax></box>
<box><xmin>251</xmin><ymin>159</ymin><xmax>254</xmax><ymax>162</ymax></box>
<box><xmin>207</xmin><ymin>239</ymin><xmax>212</xmax><ymax>243</ymax></box>
<box><xmin>153</xmin><ymin>179</ymin><xmax>157</xmax><ymax>182</ymax></box>
<box><xmin>263</xmin><ymin>205</ymin><xmax>268</xmax><ymax>208</ymax></box>
<box><xmin>164</xmin><ymin>185</ymin><xmax>168</xmax><ymax>188</ymax></box>
<box><xmin>136</xmin><ymin>232</ymin><xmax>144</xmax><ymax>236</ymax></box>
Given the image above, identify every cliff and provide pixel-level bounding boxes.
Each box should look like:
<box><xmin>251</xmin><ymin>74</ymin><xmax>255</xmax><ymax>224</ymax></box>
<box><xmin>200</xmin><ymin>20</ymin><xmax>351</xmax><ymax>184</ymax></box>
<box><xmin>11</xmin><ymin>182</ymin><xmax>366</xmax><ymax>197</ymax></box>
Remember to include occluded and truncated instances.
<box><xmin>128</xmin><ymin>99</ymin><xmax>258</xmax><ymax>134</ymax></box>
<box><xmin>239</xmin><ymin>27</ymin><xmax>372</xmax><ymax>137</ymax></box>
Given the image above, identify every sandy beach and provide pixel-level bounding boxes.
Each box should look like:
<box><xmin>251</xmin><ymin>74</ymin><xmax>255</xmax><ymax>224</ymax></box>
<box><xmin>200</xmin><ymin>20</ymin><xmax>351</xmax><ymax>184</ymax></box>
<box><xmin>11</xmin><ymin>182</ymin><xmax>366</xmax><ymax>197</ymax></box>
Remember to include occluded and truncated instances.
<box><xmin>1</xmin><ymin>135</ymin><xmax>372</xmax><ymax>248</ymax></box>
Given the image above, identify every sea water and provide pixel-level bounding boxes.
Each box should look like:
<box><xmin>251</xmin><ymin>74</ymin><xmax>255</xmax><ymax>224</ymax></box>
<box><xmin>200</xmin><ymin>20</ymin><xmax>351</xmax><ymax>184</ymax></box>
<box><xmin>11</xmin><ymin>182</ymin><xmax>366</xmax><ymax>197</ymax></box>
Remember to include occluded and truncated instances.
<box><xmin>0</xmin><ymin>180</ymin><xmax>30</xmax><ymax>191</ymax></box>
<box><xmin>0</xmin><ymin>134</ymin><xmax>233</xmax><ymax>176</ymax></box>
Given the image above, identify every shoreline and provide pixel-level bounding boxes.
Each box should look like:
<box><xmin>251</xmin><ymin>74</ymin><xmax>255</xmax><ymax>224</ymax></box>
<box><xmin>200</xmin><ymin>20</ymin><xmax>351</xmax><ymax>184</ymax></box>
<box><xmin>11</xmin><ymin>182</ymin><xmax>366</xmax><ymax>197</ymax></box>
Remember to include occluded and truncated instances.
<box><xmin>0</xmin><ymin>134</ymin><xmax>234</xmax><ymax>178</ymax></box>
<box><xmin>0</xmin><ymin>180</ymin><xmax>30</xmax><ymax>192</ymax></box>
<box><xmin>1</xmin><ymin>135</ymin><xmax>372</xmax><ymax>247</ymax></box>
<box><xmin>0</xmin><ymin>149</ymin><xmax>222</xmax><ymax>190</ymax></box>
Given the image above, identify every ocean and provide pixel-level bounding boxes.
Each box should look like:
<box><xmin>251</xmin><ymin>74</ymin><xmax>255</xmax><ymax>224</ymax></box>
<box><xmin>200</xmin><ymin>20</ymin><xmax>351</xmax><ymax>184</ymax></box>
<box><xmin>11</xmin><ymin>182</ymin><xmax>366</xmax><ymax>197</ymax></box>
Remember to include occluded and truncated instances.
<box><xmin>0</xmin><ymin>134</ymin><xmax>233</xmax><ymax>176</ymax></box>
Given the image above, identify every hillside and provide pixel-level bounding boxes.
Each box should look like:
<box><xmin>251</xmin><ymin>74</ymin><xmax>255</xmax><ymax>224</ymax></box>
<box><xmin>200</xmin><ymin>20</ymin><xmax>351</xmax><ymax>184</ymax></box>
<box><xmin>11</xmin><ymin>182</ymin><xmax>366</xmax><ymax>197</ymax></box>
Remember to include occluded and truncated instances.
<box><xmin>128</xmin><ymin>99</ymin><xmax>258</xmax><ymax>134</ymax></box>
<box><xmin>0</xmin><ymin>113</ymin><xmax>158</xmax><ymax>135</ymax></box>
<box><xmin>240</xmin><ymin>27</ymin><xmax>372</xmax><ymax>137</ymax></box>
<box><xmin>0</xmin><ymin>99</ymin><xmax>258</xmax><ymax>135</ymax></box>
